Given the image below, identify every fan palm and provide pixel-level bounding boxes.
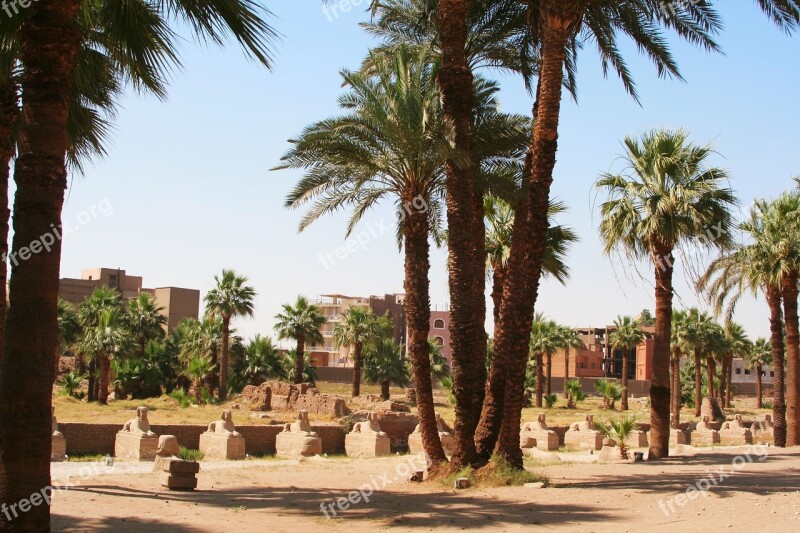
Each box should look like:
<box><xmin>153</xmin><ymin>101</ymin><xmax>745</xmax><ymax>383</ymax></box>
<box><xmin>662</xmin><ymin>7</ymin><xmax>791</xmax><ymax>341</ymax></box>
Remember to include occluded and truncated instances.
<box><xmin>364</xmin><ymin>338</ymin><xmax>411</xmax><ymax>400</ymax></box>
<box><xmin>557</xmin><ymin>325</ymin><xmax>586</xmax><ymax>397</ymax></box>
<box><xmin>274</xmin><ymin>296</ymin><xmax>325</xmax><ymax>385</ymax></box>
<box><xmin>183</xmin><ymin>356</ymin><xmax>215</xmax><ymax>404</ymax></box>
<box><xmin>670</xmin><ymin>309</ymin><xmax>690</xmax><ymax>428</ymax></box>
<box><xmin>597</xmin><ymin>128</ymin><xmax>737</xmax><ymax>457</ymax></box>
<box><xmin>78</xmin><ymin>308</ymin><xmax>132</xmax><ymax>405</ymax></box>
<box><xmin>720</xmin><ymin>322</ymin><xmax>751</xmax><ymax>408</ymax></box>
<box><xmin>681</xmin><ymin>308</ymin><xmax>717</xmax><ymax>416</ymax></box>
<box><xmin>56</xmin><ymin>299</ymin><xmax>81</xmax><ymax>373</ymax></box>
<box><xmin>77</xmin><ymin>287</ymin><xmax>123</xmax><ymax>402</ymax></box>
<box><xmin>595</xmin><ymin>379</ymin><xmax>624</xmax><ymax>410</ymax></box>
<box><xmin>609</xmin><ymin>316</ymin><xmax>645</xmax><ymax>411</ymax></box>
<box><xmin>333</xmin><ymin>307</ymin><xmax>381</xmax><ymax>397</ymax></box>
<box><xmin>177</xmin><ymin>318</ymin><xmax>224</xmax><ymax>398</ymax></box>
<box><xmin>746</xmin><ymin>338</ymin><xmax>773</xmax><ymax>409</ymax></box>
<box><xmin>565</xmin><ymin>379</ymin><xmax>586</xmax><ymax>409</ymax></box>
<box><xmin>699</xmin><ymin>196</ymin><xmax>798</xmax><ymax>446</ymax></box>
<box><xmin>0</xmin><ymin>3</ymin><xmax>277</xmax><ymax>526</ymax></box>
<box><xmin>242</xmin><ymin>335</ymin><xmax>285</xmax><ymax>385</ymax></box>
<box><xmin>594</xmin><ymin>416</ymin><xmax>638</xmax><ymax>460</ymax></box>
<box><xmin>528</xmin><ymin>315</ymin><xmax>561</xmax><ymax>408</ymax></box>
<box><xmin>124</xmin><ymin>293</ymin><xmax>167</xmax><ymax>359</ymax></box>
<box><xmin>205</xmin><ymin>269</ymin><xmax>256</xmax><ymax>401</ymax></box>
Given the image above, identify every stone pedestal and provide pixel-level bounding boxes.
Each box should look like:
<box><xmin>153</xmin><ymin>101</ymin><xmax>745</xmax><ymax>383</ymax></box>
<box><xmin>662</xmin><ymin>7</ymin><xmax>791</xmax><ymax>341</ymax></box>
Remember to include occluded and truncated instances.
<box><xmin>160</xmin><ymin>460</ymin><xmax>200</xmax><ymax>491</ymax></box>
<box><xmin>564</xmin><ymin>416</ymin><xmax>604</xmax><ymax>450</ymax></box>
<box><xmin>669</xmin><ymin>429</ymin><xmax>688</xmax><ymax>446</ymax></box>
<box><xmin>199</xmin><ymin>432</ymin><xmax>246</xmax><ymax>460</ymax></box>
<box><xmin>751</xmin><ymin>415</ymin><xmax>774</xmax><ymax>444</ymax></box>
<box><xmin>624</xmin><ymin>430</ymin><xmax>649</xmax><ymax>449</ymax></box>
<box><xmin>687</xmin><ymin>417</ymin><xmax>720</xmax><ymax>446</ymax></box>
<box><xmin>520</xmin><ymin>414</ymin><xmax>560</xmax><ymax>451</ymax></box>
<box><xmin>115</xmin><ymin>432</ymin><xmax>158</xmax><ymax>461</ymax></box>
<box><xmin>719</xmin><ymin>415</ymin><xmax>753</xmax><ymax>446</ymax></box>
<box><xmin>154</xmin><ymin>435</ymin><xmax>181</xmax><ymax>472</ymax></box>
<box><xmin>598</xmin><ymin>445</ymin><xmax>623</xmax><ymax>462</ymax></box>
<box><xmin>51</xmin><ymin>434</ymin><xmax>66</xmax><ymax>462</ymax></box>
<box><xmin>345</xmin><ymin>413</ymin><xmax>391</xmax><ymax>458</ymax></box>
<box><xmin>408</xmin><ymin>413</ymin><xmax>453</xmax><ymax>455</ymax></box>
<box><xmin>276</xmin><ymin>410</ymin><xmax>322</xmax><ymax>457</ymax></box>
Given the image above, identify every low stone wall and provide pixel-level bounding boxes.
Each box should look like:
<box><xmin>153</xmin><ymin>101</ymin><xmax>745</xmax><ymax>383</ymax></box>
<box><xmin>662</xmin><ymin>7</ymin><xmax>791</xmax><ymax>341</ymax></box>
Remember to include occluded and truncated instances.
<box><xmin>61</xmin><ymin>423</ymin><xmax>345</xmax><ymax>457</ymax></box>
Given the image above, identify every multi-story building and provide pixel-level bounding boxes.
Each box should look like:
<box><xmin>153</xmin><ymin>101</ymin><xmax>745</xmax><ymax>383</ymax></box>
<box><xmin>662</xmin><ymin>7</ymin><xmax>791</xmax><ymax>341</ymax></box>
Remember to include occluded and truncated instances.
<box><xmin>731</xmin><ymin>358</ymin><xmax>775</xmax><ymax>385</ymax></box>
<box><xmin>308</xmin><ymin>294</ymin><xmax>371</xmax><ymax>367</ymax></box>
<box><xmin>58</xmin><ymin>268</ymin><xmax>200</xmax><ymax>332</ymax></box>
<box><xmin>429</xmin><ymin>308</ymin><xmax>452</xmax><ymax>366</ymax></box>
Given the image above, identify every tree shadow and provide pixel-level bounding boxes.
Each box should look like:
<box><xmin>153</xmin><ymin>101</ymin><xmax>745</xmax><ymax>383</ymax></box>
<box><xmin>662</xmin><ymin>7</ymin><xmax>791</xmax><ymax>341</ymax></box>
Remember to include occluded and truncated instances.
<box><xmin>63</xmin><ymin>483</ymin><xmax>613</xmax><ymax>528</ymax></box>
<box><xmin>52</xmin><ymin>514</ymin><xmax>205</xmax><ymax>532</ymax></box>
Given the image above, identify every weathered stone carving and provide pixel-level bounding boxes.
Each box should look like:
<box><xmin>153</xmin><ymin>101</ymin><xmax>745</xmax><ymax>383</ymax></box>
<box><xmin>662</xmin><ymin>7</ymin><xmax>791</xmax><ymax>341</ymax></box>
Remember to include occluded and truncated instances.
<box><xmin>719</xmin><ymin>414</ymin><xmax>753</xmax><ymax>446</ymax></box>
<box><xmin>408</xmin><ymin>413</ymin><xmax>453</xmax><ymax>455</ymax></box>
<box><xmin>153</xmin><ymin>435</ymin><xmax>181</xmax><ymax>471</ymax></box>
<box><xmin>199</xmin><ymin>410</ymin><xmax>246</xmax><ymax>460</ymax></box>
<box><xmin>564</xmin><ymin>415</ymin><xmax>604</xmax><ymax>450</ymax></box>
<box><xmin>751</xmin><ymin>414</ymin><xmax>774</xmax><ymax>444</ymax></box>
<box><xmin>115</xmin><ymin>407</ymin><xmax>158</xmax><ymax>461</ymax></box>
<box><xmin>275</xmin><ymin>410</ymin><xmax>322</xmax><ymax>457</ymax></box>
<box><xmin>520</xmin><ymin>413</ymin><xmax>560</xmax><ymax>451</ymax></box>
<box><xmin>687</xmin><ymin>416</ymin><xmax>720</xmax><ymax>446</ymax></box>
<box><xmin>346</xmin><ymin>412</ymin><xmax>392</xmax><ymax>458</ymax></box>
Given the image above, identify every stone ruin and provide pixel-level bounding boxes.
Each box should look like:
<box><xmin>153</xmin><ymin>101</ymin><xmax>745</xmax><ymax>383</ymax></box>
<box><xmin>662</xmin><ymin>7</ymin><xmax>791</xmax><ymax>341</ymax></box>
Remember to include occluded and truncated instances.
<box><xmin>275</xmin><ymin>410</ymin><xmax>322</xmax><ymax>457</ymax></box>
<box><xmin>701</xmin><ymin>397</ymin><xmax>725</xmax><ymax>422</ymax></box>
<box><xmin>519</xmin><ymin>413</ymin><xmax>559</xmax><ymax>452</ymax></box>
<box><xmin>115</xmin><ymin>406</ymin><xmax>159</xmax><ymax>461</ymax></box>
<box><xmin>349</xmin><ymin>407</ymin><xmax>418</xmax><ymax>453</ymax></box>
<box><xmin>565</xmin><ymin>415</ymin><xmax>604</xmax><ymax>451</ymax></box>
<box><xmin>624</xmin><ymin>426</ymin><xmax>649</xmax><ymax>449</ymax></box>
<box><xmin>687</xmin><ymin>416</ymin><xmax>720</xmax><ymax>446</ymax></box>
<box><xmin>405</xmin><ymin>388</ymin><xmax>417</xmax><ymax>406</ymax></box>
<box><xmin>241</xmin><ymin>381</ymin><xmax>350</xmax><ymax>418</ymax></box>
<box><xmin>408</xmin><ymin>413</ymin><xmax>454</xmax><ymax>455</ymax></box>
<box><xmin>751</xmin><ymin>414</ymin><xmax>775</xmax><ymax>444</ymax></box>
<box><xmin>719</xmin><ymin>414</ymin><xmax>753</xmax><ymax>446</ymax></box>
<box><xmin>345</xmin><ymin>411</ymin><xmax>391</xmax><ymax>458</ymax></box>
<box><xmin>199</xmin><ymin>409</ymin><xmax>246</xmax><ymax>460</ymax></box>
<box><xmin>154</xmin><ymin>435</ymin><xmax>200</xmax><ymax>490</ymax></box>
<box><xmin>51</xmin><ymin>407</ymin><xmax>66</xmax><ymax>462</ymax></box>
<box><xmin>153</xmin><ymin>435</ymin><xmax>181</xmax><ymax>471</ymax></box>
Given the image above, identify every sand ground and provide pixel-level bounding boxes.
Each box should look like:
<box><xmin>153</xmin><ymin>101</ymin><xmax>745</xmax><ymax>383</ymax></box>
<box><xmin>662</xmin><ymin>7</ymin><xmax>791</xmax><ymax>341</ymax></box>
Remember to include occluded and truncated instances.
<box><xmin>49</xmin><ymin>446</ymin><xmax>800</xmax><ymax>532</ymax></box>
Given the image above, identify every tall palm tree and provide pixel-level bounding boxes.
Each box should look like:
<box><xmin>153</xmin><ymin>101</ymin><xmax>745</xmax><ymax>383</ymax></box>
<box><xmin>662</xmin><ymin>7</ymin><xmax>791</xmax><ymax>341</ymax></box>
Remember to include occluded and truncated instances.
<box><xmin>721</xmin><ymin>322</ymin><xmax>751</xmax><ymax>408</ymax></box>
<box><xmin>558</xmin><ymin>325</ymin><xmax>586</xmax><ymax>398</ymax></box>
<box><xmin>746</xmin><ymin>338</ymin><xmax>773</xmax><ymax>409</ymax></box>
<box><xmin>78</xmin><ymin>308</ymin><xmax>132</xmax><ymax>405</ymax></box>
<box><xmin>333</xmin><ymin>307</ymin><xmax>381</xmax><ymax>397</ymax></box>
<box><xmin>177</xmin><ymin>318</ymin><xmax>224</xmax><ymax>398</ymax></box>
<box><xmin>700</xmin><ymin>196</ymin><xmax>798</xmax><ymax>446</ymax></box>
<box><xmin>243</xmin><ymin>335</ymin><xmax>285</xmax><ymax>385</ymax></box>
<box><xmin>682</xmin><ymin>308</ymin><xmax>717</xmax><ymax>416</ymax></box>
<box><xmin>597</xmin><ymin>129</ymin><xmax>737</xmax><ymax>458</ymax></box>
<box><xmin>364</xmin><ymin>338</ymin><xmax>411</xmax><ymax>400</ymax></box>
<box><xmin>274</xmin><ymin>296</ymin><xmax>325</xmax><ymax>385</ymax></box>
<box><xmin>56</xmin><ymin>299</ymin><xmax>81</xmax><ymax>374</ymax></box>
<box><xmin>0</xmin><ymin>3</ymin><xmax>277</xmax><ymax>526</ymax></box>
<box><xmin>77</xmin><ymin>287</ymin><xmax>123</xmax><ymax>402</ymax></box>
<box><xmin>528</xmin><ymin>315</ymin><xmax>560</xmax><ymax>408</ymax></box>
<box><xmin>670</xmin><ymin>309</ymin><xmax>690</xmax><ymax>428</ymax></box>
<box><xmin>609</xmin><ymin>316</ymin><xmax>646</xmax><ymax>411</ymax></box>
<box><xmin>204</xmin><ymin>269</ymin><xmax>256</xmax><ymax>401</ymax></box>
<box><xmin>124</xmin><ymin>293</ymin><xmax>167</xmax><ymax>359</ymax></box>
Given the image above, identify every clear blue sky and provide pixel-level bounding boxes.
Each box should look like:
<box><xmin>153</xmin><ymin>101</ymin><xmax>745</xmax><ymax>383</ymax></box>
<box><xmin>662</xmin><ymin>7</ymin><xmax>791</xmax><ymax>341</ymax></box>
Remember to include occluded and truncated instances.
<box><xmin>47</xmin><ymin>2</ymin><xmax>800</xmax><ymax>344</ymax></box>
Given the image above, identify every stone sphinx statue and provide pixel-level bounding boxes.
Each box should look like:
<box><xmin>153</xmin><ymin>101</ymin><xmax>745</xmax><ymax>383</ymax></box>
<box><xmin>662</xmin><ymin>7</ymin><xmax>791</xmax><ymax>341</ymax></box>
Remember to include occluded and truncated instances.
<box><xmin>346</xmin><ymin>411</ymin><xmax>391</xmax><ymax>458</ymax></box>
<box><xmin>520</xmin><ymin>413</ymin><xmax>559</xmax><ymax>451</ymax></box>
<box><xmin>523</xmin><ymin>413</ymin><xmax>550</xmax><ymax>433</ymax></box>
<box><xmin>351</xmin><ymin>412</ymin><xmax>387</xmax><ymax>436</ymax></box>
<box><xmin>409</xmin><ymin>413</ymin><xmax>454</xmax><ymax>455</ymax></box>
<box><xmin>276</xmin><ymin>410</ymin><xmax>322</xmax><ymax>457</ymax></box>
<box><xmin>115</xmin><ymin>406</ymin><xmax>158</xmax><ymax>461</ymax></box>
<box><xmin>565</xmin><ymin>415</ymin><xmax>603</xmax><ymax>450</ymax></box>
<box><xmin>719</xmin><ymin>414</ymin><xmax>752</xmax><ymax>445</ymax></box>
<box><xmin>688</xmin><ymin>415</ymin><xmax>720</xmax><ymax>446</ymax></box>
<box><xmin>51</xmin><ymin>407</ymin><xmax>66</xmax><ymax>462</ymax></box>
<box><xmin>51</xmin><ymin>407</ymin><xmax>62</xmax><ymax>436</ymax></box>
<box><xmin>121</xmin><ymin>407</ymin><xmax>156</xmax><ymax>437</ymax></box>
<box><xmin>207</xmin><ymin>409</ymin><xmax>242</xmax><ymax>437</ymax></box>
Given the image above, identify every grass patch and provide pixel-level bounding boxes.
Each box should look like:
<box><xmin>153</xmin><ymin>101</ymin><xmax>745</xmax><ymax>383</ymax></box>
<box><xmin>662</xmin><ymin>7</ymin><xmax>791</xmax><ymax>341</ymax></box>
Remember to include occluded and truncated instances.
<box><xmin>440</xmin><ymin>457</ymin><xmax>548</xmax><ymax>489</ymax></box>
<box><xmin>179</xmin><ymin>447</ymin><xmax>204</xmax><ymax>461</ymax></box>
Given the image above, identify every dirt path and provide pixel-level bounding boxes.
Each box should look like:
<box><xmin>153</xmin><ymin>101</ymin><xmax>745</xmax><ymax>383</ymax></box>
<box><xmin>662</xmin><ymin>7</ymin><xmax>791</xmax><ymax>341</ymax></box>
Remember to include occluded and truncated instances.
<box><xmin>51</xmin><ymin>448</ymin><xmax>800</xmax><ymax>532</ymax></box>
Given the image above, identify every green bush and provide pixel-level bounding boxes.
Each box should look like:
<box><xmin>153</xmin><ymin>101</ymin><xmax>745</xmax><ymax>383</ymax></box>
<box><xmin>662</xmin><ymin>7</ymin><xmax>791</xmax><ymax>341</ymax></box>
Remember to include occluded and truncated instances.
<box><xmin>544</xmin><ymin>393</ymin><xmax>557</xmax><ymax>409</ymax></box>
<box><xmin>169</xmin><ymin>389</ymin><xmax>193</xmax><ymax>408</ymax></box>
<box><xmin>179</xmin><ymin>447</ymin><xmax>204</xmax><ymax>461</ymax></box>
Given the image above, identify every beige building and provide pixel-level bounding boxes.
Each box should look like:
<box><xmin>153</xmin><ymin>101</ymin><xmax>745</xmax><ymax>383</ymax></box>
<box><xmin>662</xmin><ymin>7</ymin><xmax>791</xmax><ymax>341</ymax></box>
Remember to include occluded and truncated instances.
<box><xmin>59</xmin><ymin>268</ymin><xmax>199</xmax><ymax>332</ymax></box>
<box><xmin>308</xmin><ymin>294</ymin><xmax>371</xmax><ymax>367</ymax></box>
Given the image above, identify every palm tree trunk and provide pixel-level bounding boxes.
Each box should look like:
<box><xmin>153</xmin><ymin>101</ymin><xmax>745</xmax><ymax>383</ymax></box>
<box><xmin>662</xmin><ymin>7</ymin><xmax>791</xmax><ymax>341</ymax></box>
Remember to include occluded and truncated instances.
<box><xmin>380</xmin><ymin>380</ymin><xmax>390</xmax><ymax>401</ymax></box>
<box><xmin>493</xmin><ymin>1</ymin><xmax>583</xmax><ymax>470</ymax></box>
<box><xmin>208</xmin><ymin>346</ymin><xmax>217</xmax><ymax>397</ymax></box>
<box><xmin>219</xmin><ymin>315</ymin><xmax>230</xmax><ymax>402</ymax></box>
<box><xmin>725</xmin><ymin>355</ymin><xmax>733</xmax><ymax>408</ymax></box>
<box><xmin>535</xmin><ymin>353</ymin><xmax>544</xmax><ymax>408</ymax></box>
<box><xmin>98</xmin><ymin>355</ymin><xmax>110</xmax><ymax>405</ymax></box>
<box><xmin>670</xmin><ymin>348</ymin><xmax>681</xmax><ymax>429</ymax></box>
<box><xmin>694</xmin><ymin>347</ymin><xmax>703</xmax><ymax>417</ymax></box>
<box><xmin>403</xmin><ymin>202</ymin><xmax>446</xmax><ymax>466</ymax></box>
<box><xmin>295</xmin><ymin>335</ymin><xmax>305</xmax><ymax>384</ymax></box>
<box><xmin>352</xmin><ymin>341</ymin><xmax>362</xmax><ymax>398</ymax></box>
<box><xmin>87</xmin><ymin>358</ymin><xmax>96</xmax><ymax>402</ymax></box>
<box><xmin>193</xmin><ymin>380</ymin><xmax>203</xmax><ymax>404</ymax></box>
<box><xmin>545</xmin><ymin>352</ymin><xmax>552</xmax><ymax>397</ymax></box>
<box><xmin>706</xmin><ymin>357</ymin><xmax>715</xmax><ymax>400</ymax></box>
<box><xmin>756</xmin><ymin>368</ymin><xmax>763</xmax><ymax>410</ymax></box>
<box><xmin>781</xmin><ymin>272</ymin><xmax>799</xmax><ymax>446</ymax></box>
<box><xmin>621</xmin><ymin>350</ymin><xmax>629</xmax><ymax>411</ymax></box>
<box><xmin>650</xmin><ymin>244</ymin><xmax>674</xmax><ymax>459</ymax></box>
<box><xmin>564</xmin><ymin>347</ymin><xmax>571</xmax><ymax>396</ymax></box>
<box><xmin>0</xmin><ymin>3</ymin><xmax>81</xmax><ymax>529</ymax></box>
<box><xmin>0</xmin><ymin>75</ymin><xmax>17</xmax><ymax>364</ymax></box>
<box><xmin>767</xmin><ymin>285</ymin><xmax>787</xmax><ymax>447</ymax></box>
<box><xmin>491</xmin><ymin>264</ymin><xmax>505</xmax><ymax>325</ymax></box>
<box><xmin>437</xmin><ymin>0</ymin><xmax>485</xmax><ymax>470</ymax></box>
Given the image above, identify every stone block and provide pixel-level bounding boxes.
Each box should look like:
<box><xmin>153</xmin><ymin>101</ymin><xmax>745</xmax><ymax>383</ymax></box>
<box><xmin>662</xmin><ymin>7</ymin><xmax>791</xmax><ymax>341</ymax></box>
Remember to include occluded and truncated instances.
<box><xmin>115</xmin><ymin>431</ymin><xmax>158</xmax><ymax>461</ymax></box>
<box><xmin>345</xmin><ymin>412</ymin><xmax>391</xmax><ymax>458</ymax></box>
<box><xmin>407</xmin><ymin>413</ymin><xmax>453</xmax><ymax>455</ymax></box>
<box><xmin>624</xmin><ymin>430</ymin><xmax>649</xmax><ymax>449</ymax></box>
<box><xmin>51</xmin><ymin>434</ymin><xmax>66</xmax><ymax>462</ymax></box>
<box><xmin>199</xmin><ymin>432</ymin><xmax>246</xmax><ymax>460</ymax></box>
<box><xmin>275</xmin><ymin>410</ymin><xmax>323</xmax><ymax>457</ymax></box>
<box><xmin>719</xmin><ymin>415</ymin><xmax>753</xmax><ymax>446</ymax></box>
<box><xmin>159</xmin><ymin>472</ymin><xmax>197</xmax><ymax>491</ymax></box>
<box><xmin>564</xmin><ymin>416</ymin><xmax>604</xmax><ymax>450</ymax></box>
<box><xmin>669</xmin><ymin>429</ymin><xmax>688</xmax><ymax>446</ymax></box>
<box><xmin>165</xmin><ymin>460</ymin><xmax>200</xmax><ymax>475</ymax></box>
<box><xmin>687</xmin><ymin>417</ymin><xmax>720</xmax><ymax>446</ymax></box>
<box><xmin>751</xmin><ymin>415</ymin><xmax>774</xmax><ymax>444</ymax></box>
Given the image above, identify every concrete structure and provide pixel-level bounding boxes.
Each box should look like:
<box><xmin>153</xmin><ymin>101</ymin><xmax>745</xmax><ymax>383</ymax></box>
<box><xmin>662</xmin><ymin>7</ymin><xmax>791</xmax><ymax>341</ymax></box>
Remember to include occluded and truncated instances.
<box><xmin>369</xmin><ymin>293</ymin><xmax>407</xmax><ymax>347</ymax></box>
<box><xmin>309</xmin><ymin>294</ymin><xmax>371</xmax><ymax>367</ymax></box>
<box><xmin>58</xmin><ymin>267</ymin><xmax>199</xmax><ymax>332</ymax></box>
<box><xmin>687</xmin><ymin>417</ymin><xmax>720</xmax><ymax>446</ymax></box>
<box><xmin>719</xmin><ymin>415</ymin><xmax>753</xmax><ymax>446</ymax></box>
<box><xmin>549</xmin><ymin>326</ymin><xmax>656</xmax><ymax>380</ymax></box>
<box><xmin>160</xmin><ymin>459</ymin><xmax>200</xmax><ymax>491</ymax></box>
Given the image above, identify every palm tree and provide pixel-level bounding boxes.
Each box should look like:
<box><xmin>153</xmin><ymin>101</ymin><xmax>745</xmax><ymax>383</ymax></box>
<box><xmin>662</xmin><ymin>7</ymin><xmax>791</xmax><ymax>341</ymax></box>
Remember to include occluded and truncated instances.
<box><xmin>77</xmin><ymin>287</ymin><xmax>123</xmax><ymax>402</ymax></box>
<box><xmin>428</xmin><ymin>339</ymin><xmax>452</xmax><ymax>386</ymax></box>
<box><xmin>670</xmin><ymin>309</ymin><xmax>690</xmax><ymax>428</ymax></box>
<box><xmin>528</xmin><ymin>315</ymin><xmax>560</xmax><ymax>408</ymax></box>
<box><xmin>0</xmin><ymin>3</ymin><xmax>277</xmax><ymax>526</ymax></box>
<box><xmin>124</xmin><ymin>293</ymin><xmax>167</xmax><ymax>359</ymax></box>
<box><xmin>177</xmin><ymin>318</ymin><xmax>224</xmax><ymax>398</ymax></box>
<box><xmin>274</xmin><ymin>296</ymin><xmax>325</xmax><ymax>385</ymax></box>
<box><xmin>609</xmin><ymin>316</ymin><xmax>645</xmax><ymax>411</ymax></box>
<box><xmin>204</xmin><ymin>269</ymin><xmax>256</xmax><ymax>401</ymax></box>
<box><xmin>747</xmin><ymin>338</ymin><xmax>773</xmax><ymax>409</ymax></box>
<box><xmin>558</xmin><ymin>326</ymin><xmax>586</xmax><ymax>398</ymax></box>
<box><xmin>183</xmin><ymin>356</ymin><xmax>215</xmax><ymax>404</ymax></box>
<box><xmin>333</xmin><ymin>307</ymin><xmax>381</xmax><ymax>397</ymax></box>
<box><xmin>681</xmin><ymin>308</ymin><xmax>717</xmax><ymax>416</ymax></box>
<box><xmin>594</xmin><ymin>416</ymin><xmax>638</xmax><ymax>460</ymax></box>
<box><xmin>364</xmin><ymin>338</ymin><xmax>411</xmax><ymax>400</ymax></box>
<box><xmin>78</xmin><ymin>308</ymin><xmax>132</xmax><ymax>405</ymax></box>
<box><xmin>565</xmin><ymin>379</ymin><xmax>586</xmax><ymax>409</ymax></box>
<box><xmin>700</xmin><ymin>197</ymin><xmax>797</xmax><ymax>446</ymax></box>
<box><xmin>483</xmin><ymin>1</ymin><xmax>730</xmax><ymax>469</ymax></box>
<box><xmin>56</xmin><ymin>299</ymin><xmax>81</xmax><ymax>374</ymax></box>
<box><xmin>720</xmin><ymin>322</ymin><xmax>751</xmax><ymax>408</ymax></box>
<box><xmin>597</xmin><ymin>129</ymin><xmax>737</xmax><ymax>458</ymax></box>
<box><xmin>242</xmin><ymin>335</ymin><xmax>285</xmax><ymax>385</ymax></box>
<box><xmin>595</xmin><ymin>380</ymin><xmax>624</xmax><ymax>410</ymax></box>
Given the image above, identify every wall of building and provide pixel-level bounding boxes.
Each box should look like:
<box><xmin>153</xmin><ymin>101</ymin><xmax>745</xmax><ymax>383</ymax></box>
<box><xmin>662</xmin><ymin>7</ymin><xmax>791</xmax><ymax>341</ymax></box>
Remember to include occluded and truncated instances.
<box><xmin>429</xmin><ymin>310</ymin><xmax>451</xmax><ymax>365</ymax></box>
<box><xmin>153</xmin><ymin>287</ymin><xmax>200</xmax><ymax>332</ymax></box>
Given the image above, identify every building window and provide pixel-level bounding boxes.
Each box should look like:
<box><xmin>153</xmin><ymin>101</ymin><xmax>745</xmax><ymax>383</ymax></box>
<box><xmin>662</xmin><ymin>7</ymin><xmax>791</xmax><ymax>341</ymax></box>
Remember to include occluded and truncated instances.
<box><xmin>578</xmin><ymin>362</ymin><xmax>585</xmax><ymax>369</ymax></box>
<box><xmin>433</xmin><ymin>319</ymin><xmax>445</xmax><ymax>329</ymax></box>
<box><xmin>744</xmin><ymin>369</ymin><xmax>750</xmax><ymax>375</ymax></box>
<box><xmin>736</xmin><ymin>368</ymin><xmax>742</xmax><ymax>375</ymax></box>
<box><xmin>770</xmin><ymin>371</ymin><xmax>775</xmax><ymax>377</ymax></box>
<box><xmin>434</xmin><ymin>336</ymin><xmax>444</xmax><ymax>346</ymax></box>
